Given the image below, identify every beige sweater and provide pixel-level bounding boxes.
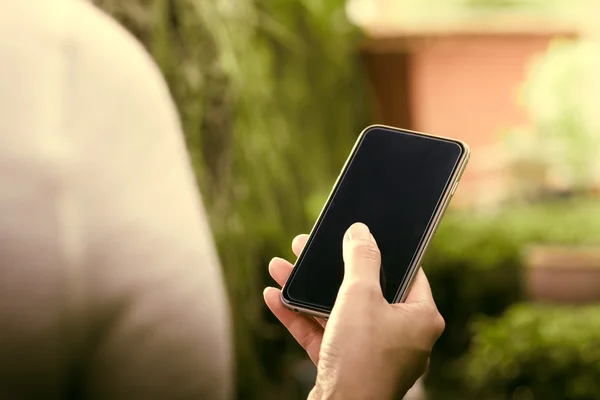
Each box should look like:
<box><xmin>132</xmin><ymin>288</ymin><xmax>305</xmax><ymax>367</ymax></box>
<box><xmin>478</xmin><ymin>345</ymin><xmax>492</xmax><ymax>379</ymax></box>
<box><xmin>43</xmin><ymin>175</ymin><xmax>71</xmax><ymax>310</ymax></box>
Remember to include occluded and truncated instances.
<box><xmin>0</xmin><ymin>1</ymin><xmax>232</xmax><ymax>398</ymax></box>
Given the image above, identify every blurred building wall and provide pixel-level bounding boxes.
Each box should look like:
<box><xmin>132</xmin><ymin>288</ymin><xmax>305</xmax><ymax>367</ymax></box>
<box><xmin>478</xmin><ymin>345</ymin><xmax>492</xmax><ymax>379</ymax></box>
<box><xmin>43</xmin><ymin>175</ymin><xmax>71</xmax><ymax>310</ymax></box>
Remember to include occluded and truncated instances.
<box><xmin>361</xmin><ymin>19</ymin><xmax>576</xmax><ymax>207</ymax></box>
<box><xmin>409</xmin><ymin>33</ymin><xmax>554</xmax><ymax>206</ymax></box>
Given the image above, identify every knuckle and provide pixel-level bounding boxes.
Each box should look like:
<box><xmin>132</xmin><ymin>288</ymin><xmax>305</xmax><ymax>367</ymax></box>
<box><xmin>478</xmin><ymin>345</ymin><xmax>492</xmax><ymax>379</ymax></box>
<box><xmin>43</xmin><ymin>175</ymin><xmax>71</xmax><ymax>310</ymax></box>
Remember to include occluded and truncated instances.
<box><xmin>349</xmin><ymin>240</ymin><xmax>381</xmax><ymax>263</ymax></box>
<box><xmin>423</xmin><ymin>306</ymin><xmax>445</xmax><ymax>339</ymax></box>
<box><xmin>432</xmin><ymin>312</ymin><xmax>446</xmax><ymax>337</ymax></box>
<box><xmin>298</xmin><ymin>327</ymin><xmax>320</xmax><ymax>351</ymax></box>
<box><xmin>288</xmin><ymin>317</ymin><xmax>321</xmax><ymax>351</ymax></box>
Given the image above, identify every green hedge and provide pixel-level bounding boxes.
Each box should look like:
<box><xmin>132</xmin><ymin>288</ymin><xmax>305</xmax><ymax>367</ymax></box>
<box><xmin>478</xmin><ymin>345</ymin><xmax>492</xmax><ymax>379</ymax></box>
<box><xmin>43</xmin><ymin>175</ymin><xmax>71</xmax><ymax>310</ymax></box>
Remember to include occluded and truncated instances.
<box><xmin>463</xmin><ymin>304</ymin><xmax>600</xmax><ymax>400</ymax></box>
<box><xmin>423</xmin><ymin>197</ymin><xmax>600</xmax><ymax>396</ymax></box>
<box><xmin>424</xmin><ymin>212</ymin><xmax>524</xmax><ymax>395</ymax></box>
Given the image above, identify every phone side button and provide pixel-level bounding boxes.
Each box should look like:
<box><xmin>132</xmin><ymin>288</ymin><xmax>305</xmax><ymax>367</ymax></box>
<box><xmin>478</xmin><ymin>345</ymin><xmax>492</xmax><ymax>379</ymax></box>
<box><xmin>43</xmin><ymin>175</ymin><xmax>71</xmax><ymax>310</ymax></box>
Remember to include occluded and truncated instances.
<box><xmin>450</xmin><ymin>181</ymin><xmax>459</xmax><ymax>196</ymax></box>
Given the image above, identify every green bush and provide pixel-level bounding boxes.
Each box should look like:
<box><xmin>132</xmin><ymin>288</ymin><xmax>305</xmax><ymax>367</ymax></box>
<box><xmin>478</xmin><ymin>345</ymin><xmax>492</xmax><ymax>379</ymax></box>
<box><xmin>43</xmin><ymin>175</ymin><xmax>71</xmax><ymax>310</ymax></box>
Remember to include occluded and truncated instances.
<box><xmin>424</xmin><ymin>211</ymin><xmax>524</xmax><ymax>395</ymax></box>
<box><xmin>463</xmin><ymin>304</ymin><xmax>600</xmax><ymax>400</ymax></box>
<box><xmin>424</xmin><ymin>197</ymin><xmax>600</xmax><ymax>396</ymax></box>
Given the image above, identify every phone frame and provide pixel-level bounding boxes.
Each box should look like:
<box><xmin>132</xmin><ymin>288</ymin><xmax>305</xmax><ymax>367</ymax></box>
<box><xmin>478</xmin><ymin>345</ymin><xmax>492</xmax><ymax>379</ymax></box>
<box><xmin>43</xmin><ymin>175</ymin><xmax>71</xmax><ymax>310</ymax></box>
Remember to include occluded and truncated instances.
<box><xmin>280</xmin><ymin>124</ymin><xmax>470</xmax><ymax>319</ymax></box>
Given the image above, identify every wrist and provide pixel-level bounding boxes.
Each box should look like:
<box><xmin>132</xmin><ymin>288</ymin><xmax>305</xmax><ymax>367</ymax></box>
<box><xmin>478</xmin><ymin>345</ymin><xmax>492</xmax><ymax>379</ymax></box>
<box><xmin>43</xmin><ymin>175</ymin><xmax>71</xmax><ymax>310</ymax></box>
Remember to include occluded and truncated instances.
<box><xmin>308</xmin><ymin>373</ymin><xmax>345</xmax><ymax>400</ymax></box>
<box><xmin>309</xmin><ymin>371</ymin><xmax>399</xmax><ymax>400</ymax></box>
<box><xmin>307</xmin><ymin>384</ymin><xmax>342</xmax><ymax>400</ymax></box>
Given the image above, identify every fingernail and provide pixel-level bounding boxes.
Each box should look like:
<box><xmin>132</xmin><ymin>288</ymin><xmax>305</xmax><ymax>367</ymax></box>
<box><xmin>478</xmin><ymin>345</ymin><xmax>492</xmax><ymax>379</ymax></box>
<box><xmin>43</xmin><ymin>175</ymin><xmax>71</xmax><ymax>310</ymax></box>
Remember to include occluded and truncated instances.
<box><xmin>346</xmin><ymin>222</ymin><xmax>371</xmax><ymax>241</ymax></box>
<box><xmin>263</xmin><ymin>287</ymin><xmax>273</xmax><ymax>296</ymax></box>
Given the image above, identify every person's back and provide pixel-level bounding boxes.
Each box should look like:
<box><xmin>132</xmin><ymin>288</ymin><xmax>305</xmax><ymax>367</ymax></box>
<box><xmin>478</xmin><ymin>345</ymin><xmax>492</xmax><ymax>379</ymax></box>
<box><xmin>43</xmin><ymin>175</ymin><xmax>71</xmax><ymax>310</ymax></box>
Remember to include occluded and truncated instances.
<box><xmin>0</xmin><ymin>1</ymin><xmax>232</xmax><ymax>398</ymax></box>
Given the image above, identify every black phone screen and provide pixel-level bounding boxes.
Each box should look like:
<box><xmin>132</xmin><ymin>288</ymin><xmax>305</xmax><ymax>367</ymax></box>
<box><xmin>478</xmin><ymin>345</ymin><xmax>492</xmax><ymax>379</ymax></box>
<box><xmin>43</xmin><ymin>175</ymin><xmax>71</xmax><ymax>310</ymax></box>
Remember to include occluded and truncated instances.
<box><xmin>283</xmin><ymin>126</ymin><xmax>465</xmax><ymax>311</ymax></box>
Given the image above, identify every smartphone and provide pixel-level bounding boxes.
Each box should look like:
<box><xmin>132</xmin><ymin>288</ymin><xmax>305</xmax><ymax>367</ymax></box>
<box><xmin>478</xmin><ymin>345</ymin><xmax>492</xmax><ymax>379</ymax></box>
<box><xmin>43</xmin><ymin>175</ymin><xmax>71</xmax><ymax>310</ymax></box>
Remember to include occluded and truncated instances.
<box><xmin>281</xmin><ymin>125</ymin><xmax>469</xmax><ymax>318</ymax></box>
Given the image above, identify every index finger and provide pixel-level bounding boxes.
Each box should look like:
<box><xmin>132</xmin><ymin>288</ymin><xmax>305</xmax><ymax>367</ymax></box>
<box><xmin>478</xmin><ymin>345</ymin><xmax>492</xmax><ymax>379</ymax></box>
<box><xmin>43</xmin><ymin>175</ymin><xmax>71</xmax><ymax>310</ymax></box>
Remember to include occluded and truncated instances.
<box><xmin>403</xmin><ymin>268</ymin><xmax>435</xmax><ymax>305</ymax></box>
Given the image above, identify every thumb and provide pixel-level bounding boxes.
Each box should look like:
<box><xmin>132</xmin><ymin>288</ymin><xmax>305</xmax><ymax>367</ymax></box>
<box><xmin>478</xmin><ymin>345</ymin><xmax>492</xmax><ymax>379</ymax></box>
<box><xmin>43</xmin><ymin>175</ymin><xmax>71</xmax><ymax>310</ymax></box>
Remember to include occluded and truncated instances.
<box><xmin>342</xmin><ymin>223</ymin><xmax>382</xmax><ymax>287</ymax></box>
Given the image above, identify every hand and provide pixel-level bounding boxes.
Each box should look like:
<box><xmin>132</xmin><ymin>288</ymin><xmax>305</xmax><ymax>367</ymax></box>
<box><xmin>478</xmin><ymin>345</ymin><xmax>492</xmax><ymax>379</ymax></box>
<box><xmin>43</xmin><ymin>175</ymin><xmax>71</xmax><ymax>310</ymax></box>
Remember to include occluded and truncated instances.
<box><xmin>263</xmin><ymin>223</ymin><xmax>445</xmax><ymax>400</ymax></box>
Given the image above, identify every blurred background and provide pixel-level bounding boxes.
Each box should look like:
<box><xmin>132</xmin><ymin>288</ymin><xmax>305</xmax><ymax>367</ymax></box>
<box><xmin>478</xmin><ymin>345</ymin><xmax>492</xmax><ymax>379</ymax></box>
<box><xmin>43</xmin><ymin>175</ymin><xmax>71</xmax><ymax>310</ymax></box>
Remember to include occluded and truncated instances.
<box><xmin>96</xmin><ymin>0</ymin><xmax>600</xmax><ymax>399</ymax></box>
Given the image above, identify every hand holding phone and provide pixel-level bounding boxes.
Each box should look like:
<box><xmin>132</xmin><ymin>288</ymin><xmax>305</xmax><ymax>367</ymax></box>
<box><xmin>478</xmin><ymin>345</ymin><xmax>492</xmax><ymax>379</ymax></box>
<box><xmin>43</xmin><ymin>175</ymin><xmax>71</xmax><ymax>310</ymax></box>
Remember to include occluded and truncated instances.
<box><xmin>264</xmin><ymin>223</ymin><xmax>445</xmax><ymax>399</ymax></box>
<box><xmin>281</xmin><ymin>125</ymin><xmax>469</xmax><ymax>317</ymax></box>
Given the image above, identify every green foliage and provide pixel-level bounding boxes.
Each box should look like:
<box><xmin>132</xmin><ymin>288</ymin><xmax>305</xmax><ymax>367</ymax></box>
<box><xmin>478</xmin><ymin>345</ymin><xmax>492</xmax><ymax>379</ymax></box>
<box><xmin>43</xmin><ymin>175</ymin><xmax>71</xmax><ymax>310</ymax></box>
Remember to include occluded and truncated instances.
<box><xmin>463</xmin><ymin>304</ymin><xmax>600</xmax><ymax>400</ymax></box>
<box><xmin>424</xmin><ymin>198</ymin><xmax>600</xmax><ymax>396</ymax></box>
<box><xmin>424</xmin><ymin>210</ymin><xmax>524</xmax><ymax>395</ymax></box>
<box><xmin>95</xmin><ymin>1</ymin><xmax>368</xmax><ymax>398</ymax></box>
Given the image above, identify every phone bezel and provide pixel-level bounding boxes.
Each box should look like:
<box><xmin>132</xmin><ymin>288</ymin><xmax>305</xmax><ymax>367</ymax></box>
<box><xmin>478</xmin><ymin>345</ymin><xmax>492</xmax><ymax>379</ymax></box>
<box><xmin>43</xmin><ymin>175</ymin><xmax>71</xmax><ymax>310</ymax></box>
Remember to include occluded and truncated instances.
<box><xmin>280</xmin><ymin>124</ymin><xmax>471</xmax><ymax>319</ymax></box>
